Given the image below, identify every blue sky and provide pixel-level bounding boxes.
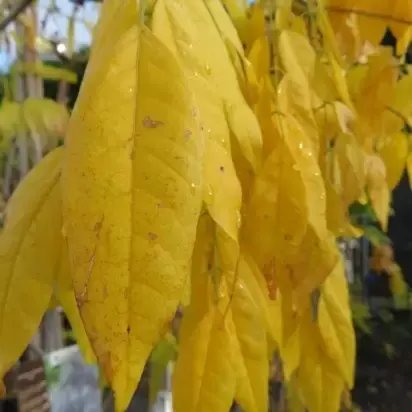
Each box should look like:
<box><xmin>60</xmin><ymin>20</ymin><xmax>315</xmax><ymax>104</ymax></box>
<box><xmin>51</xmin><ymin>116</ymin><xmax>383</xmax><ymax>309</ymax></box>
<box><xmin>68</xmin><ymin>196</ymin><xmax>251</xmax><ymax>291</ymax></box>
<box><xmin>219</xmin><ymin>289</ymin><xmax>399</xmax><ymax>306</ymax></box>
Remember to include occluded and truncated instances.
<box><xmin>0</xmin><ymin>0</ymin><xmax>99</xmax><ymax>70</ymax></box>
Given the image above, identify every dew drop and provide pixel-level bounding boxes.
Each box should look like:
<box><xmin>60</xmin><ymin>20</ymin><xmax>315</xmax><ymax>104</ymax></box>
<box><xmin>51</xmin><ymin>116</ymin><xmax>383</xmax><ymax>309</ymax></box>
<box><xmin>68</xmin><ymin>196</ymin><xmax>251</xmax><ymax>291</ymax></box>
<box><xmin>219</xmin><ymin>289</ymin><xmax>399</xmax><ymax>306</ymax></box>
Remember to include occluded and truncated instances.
<box><xmin>298</xmin><ymin>142</ymin><xmax>304</xmax><ymax>149</ymax></box>
<box><xmin>190</xmin><ymin>183</ymin><xmax>197</xmax><ymax>193</ymax></box>
<box><xmin>236</xmin><ymin>210</ymin><xmax>242</xmax><ymax>229</ymax></box>
<box><xmin>205</xmin><ymin>185</ymin><xmax>214</xmax><ymax>204</ymax></box>
<box><xmin>205</xmin><ymin>63</ymin><xmax>212</xmax><ymax>75</ymax></box>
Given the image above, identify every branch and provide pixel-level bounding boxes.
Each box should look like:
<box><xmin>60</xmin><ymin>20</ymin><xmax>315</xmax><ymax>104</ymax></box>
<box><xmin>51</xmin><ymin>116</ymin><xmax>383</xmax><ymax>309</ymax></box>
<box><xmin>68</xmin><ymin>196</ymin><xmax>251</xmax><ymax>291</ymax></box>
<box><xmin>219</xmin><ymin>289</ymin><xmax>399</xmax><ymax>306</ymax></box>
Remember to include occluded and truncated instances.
<box><xmin>0</xmin><ymin>0</ymin><xmax>37</xmax><ymax>32</ymax></box>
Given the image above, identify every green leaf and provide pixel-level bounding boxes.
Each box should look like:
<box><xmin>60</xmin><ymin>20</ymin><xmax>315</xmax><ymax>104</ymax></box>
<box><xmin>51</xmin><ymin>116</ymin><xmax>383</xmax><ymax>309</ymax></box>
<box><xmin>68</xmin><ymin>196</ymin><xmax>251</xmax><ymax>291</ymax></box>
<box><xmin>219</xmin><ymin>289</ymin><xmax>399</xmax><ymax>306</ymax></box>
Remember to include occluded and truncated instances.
<box><xmin>149</xmin><ymin>333</ymin><xmax>177</xmax><ymax>404</ymax></box>
<box><xmin>362</xmin><ymin>225</ymin><xmax>391</xmax><ymax>246</ymax></box>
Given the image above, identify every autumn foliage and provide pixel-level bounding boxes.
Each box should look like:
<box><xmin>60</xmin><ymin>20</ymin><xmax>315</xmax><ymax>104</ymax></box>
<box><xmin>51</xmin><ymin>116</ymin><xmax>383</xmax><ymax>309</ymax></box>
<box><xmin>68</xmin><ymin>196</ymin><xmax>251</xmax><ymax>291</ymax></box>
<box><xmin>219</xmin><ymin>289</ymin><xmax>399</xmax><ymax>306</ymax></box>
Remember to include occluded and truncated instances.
<box><xmin>1</xmin><ymin>0</ymin><xmax>412</xmax><ymax>411</ymax></box>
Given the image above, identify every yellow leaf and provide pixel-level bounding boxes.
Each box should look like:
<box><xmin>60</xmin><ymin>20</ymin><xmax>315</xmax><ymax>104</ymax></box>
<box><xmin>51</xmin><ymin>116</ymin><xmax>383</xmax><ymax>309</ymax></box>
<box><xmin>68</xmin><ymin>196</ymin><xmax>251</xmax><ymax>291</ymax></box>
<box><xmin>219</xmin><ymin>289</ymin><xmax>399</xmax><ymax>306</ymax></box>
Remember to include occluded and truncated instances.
<box><xmin>0</xmin><ymin>147</ymin><xmax>63</xmax><ymax>380</ymax></box>
<box><xmin>365</xmin><ymin>154</ymin><xmax>390</xmax><ymax>231</ymax></box>
<box><xmin>62</xmin><ymin>3</ymin><xmax>204</xmax><ymax>409</ymax></box>
<box><xmin>248</xmin><ymin>36</ymin><xmax>270</xmax><ymax>81</ymax></box>
<box><xmin>277</xmin><ymin>30</ymin><xmax>315</xmax><ymax>112</ymax></box>
<box><xmin>324</xmin><ymin>179</ymin><xmax>348</xmax><ymax>236</ymax></box>
<box><xmin>378</xmin><ymin>132</ymin><xmax>408</xmax><ymax>190</ymax></box>
<box><xmin>383</xmin><ymin>74</ymin><xmax>412</xmax><ymax>135</ymax></box>
<box><xmin>217</xmin><ymin>0</ymin><xmax>248</xmax><ymax>53</ymax></box>
<box><xmin>335</xmin><ymin>133</ymin><xmax>365</xmax><ymax>208</ymax></box>
<box><xmin>245</xmin><ymin>3</ymin><xmax>266</xmax><ymax>54</ymax></box>
<box><xmin>241</xmin><ymin>124</ymin><xmax>308</xmax><ymax>274</ymax></box>
<box><xmin>231</xmin><ymin>254</ymin><xmax>269</xmax><ymax>412</ymax></box>
<box><xmin>173</xmin><ymin>215</ymin><xmax>236</xmax><ymax>412</ymax></box>
<box><xmin>56</xmin><ymin>244</ymin><xmax>96</xmax><ymax>364</ymax></box>
<box><xmin>318</xmin><ymin>259</ymin><xmax>356</xmax><ymax>388</ymax></box>
<box><xmin>287</xmin><ymin>261</ymin><xmax>355</xmax><ymax>412</ymax></box>
<box><xmin>350</xmin><ymin>49</ymin><xmax>398</xmax><ymax>137</ymax></box>
<box><xmin>152</xmin><ymin>0</ymin><xmax>261</xmax><ymax>240</ymax></box>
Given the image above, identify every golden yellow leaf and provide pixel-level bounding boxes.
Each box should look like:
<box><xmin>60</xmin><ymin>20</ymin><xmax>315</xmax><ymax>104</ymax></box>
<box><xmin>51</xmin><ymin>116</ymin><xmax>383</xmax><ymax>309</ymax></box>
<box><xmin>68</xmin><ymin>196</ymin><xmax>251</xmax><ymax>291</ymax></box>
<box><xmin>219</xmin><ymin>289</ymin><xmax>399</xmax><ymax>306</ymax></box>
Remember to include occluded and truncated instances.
<box><xmin>383</xmin><ymin>74</ymin><xmax>412</xmax><ymax>135</ymax></box>
<box><xmin>173</xmin><ymin>215</ymin><xmax>236</xmax><ymax>412</ymax></box>
<box><xmin>152</xmin><ymin>0</ymin><xmax>261</xmax><ymax>240</ymax></box>
<box><xmin>285</xmin><ymin>260</ymin><xmax>354</xmax><ymax>412</ymax></box>
<box><xmin>244</xmin><ymin>3</ymin><xmax>266</xmax><ymax>54</ymax></box>
<box><xmin>335</xmin><ymin>133</ymin><xmax>365</xmax><ymax>207</ymax></box>
<box><xmin>56</xmin><ymin>244</ymin><xmax>96</xmax><ymax>364</ymax></box>
<box><xmin>318</xmin><ymin>259</ymin><xmax>356</xmax><ymax>388</ymax></box>
<box><xmin>349</xmin><ymin>49</ymin><xmax>398</xmax><ymax>137</ymax></box>
<box><xmin>364</xmin><ymin>154</ymin><xmax>390</xmax><ymax>231</ymax></box>
<box><xmin>218</xmin><ymin>0</ymin><xmax>249</xmax><ymax>51</ymax></box>
<box><xmin>231</xmin><ymin>254</ymin><xmax>269</xmax><ymax>412</ymax></box>
<box><xmin>378</xmin><ymin>132</ymin><xmax>408</xmax><ymax>190</ymax></box>
<box><xmin>277</xmin><ymin>30</ymin><xmax>315</xmax><ymax>112</ymax></box>
<box><xmin>241</xmin><ymin>125</ymin><xmax>308</xmax><ymax>275</ymax></box>
<box><xmin>0</xmin><ymin>147</ymin><xmax>63</xmax><ymax>380</ymax></box>
<box><xmin>62</xmin><ymin>3</ymin><xmax>203</xmax><ymax>409</ymax></box>
<box><xmin>248</xmin><ymin>36</ymin><xmax>270</xmax><ymax>81</ymax></box>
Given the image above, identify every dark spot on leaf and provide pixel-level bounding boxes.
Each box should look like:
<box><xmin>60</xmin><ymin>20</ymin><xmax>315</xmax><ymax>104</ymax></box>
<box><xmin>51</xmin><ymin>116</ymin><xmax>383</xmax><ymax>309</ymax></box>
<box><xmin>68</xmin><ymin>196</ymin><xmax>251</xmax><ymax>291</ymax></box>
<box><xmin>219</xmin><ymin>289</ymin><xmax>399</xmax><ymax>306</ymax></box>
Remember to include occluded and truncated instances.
<box><xmin>148</xmin><ymin>232</ymin><xmax>158</xmax><ymax>240</ymax></box>
<box><xmin>142</xmin><ymin>116</ymin><xmax>164</xmax><ymax>128</ymax></box>
<box><xmin>219</xmin><ymin>166</ymin><xmax>225</xmax><ymax>172</ymax></box>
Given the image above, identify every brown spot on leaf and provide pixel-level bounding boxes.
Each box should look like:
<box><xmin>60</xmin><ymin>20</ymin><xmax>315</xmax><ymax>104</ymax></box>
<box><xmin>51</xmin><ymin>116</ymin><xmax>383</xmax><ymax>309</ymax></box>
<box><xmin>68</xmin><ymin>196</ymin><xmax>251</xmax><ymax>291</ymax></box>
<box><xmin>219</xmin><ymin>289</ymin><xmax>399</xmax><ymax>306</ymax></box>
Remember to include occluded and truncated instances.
<box><xmin>148</xmin><ymin>232</ymin><xmax>158</xmax><ymax>240</ymax></box>
<box><xmin>184</xmin><ymin>129</ymin><xmax>192</xmax><ymax>139</ymax></box>
<box><xmin>142</xmin><ymin>116</ymin><xmax>164</xmax><ymax>128</ymax></box>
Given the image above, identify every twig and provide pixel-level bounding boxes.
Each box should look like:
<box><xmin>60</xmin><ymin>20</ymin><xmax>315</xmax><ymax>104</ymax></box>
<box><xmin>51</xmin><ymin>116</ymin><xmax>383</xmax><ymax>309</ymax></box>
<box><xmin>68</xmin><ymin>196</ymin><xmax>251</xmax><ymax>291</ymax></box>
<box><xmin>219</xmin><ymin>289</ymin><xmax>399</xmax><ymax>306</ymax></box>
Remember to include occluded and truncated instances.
<box><xmin>0</xmin><ymin>0</ymin><xmax>36</xmax><ymax>32</ymax></box>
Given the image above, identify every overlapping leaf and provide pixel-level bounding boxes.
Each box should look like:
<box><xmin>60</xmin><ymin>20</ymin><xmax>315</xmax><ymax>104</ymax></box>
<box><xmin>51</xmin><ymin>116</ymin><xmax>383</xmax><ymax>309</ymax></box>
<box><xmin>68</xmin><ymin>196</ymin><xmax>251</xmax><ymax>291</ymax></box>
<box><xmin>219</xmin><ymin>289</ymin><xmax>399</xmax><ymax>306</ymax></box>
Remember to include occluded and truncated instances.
<box><xmin>0</xmin><ymin>148</ymin><xmax>63</xmax><ymax>380</ymax></box>
<box><xmin>63</xmin><ymin>2</ymin><xmax>204</xmax><ymax>410</ymax></box>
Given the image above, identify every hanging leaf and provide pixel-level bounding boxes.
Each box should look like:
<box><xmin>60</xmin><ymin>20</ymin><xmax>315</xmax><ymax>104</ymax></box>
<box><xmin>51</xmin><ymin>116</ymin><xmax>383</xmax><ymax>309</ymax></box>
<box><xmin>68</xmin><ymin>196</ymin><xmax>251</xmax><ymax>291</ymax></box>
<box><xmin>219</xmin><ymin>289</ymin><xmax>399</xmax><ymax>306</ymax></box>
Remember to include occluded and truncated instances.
<box><xmin>378</xmin><ymin>132</ymin><xmax>409</xmax><ymax>190</ymax></box>
<box><xmin>172</xmin><ymin>215</ymin><xmax>236</xmax><ymax>412</ymax></box>
<box><xmin>62</xmin><ymin>3</ymin><xmax>204</xmax><ymax>410</ymax></box>
<box><xmin>55</xmin><ymin>244</ymin><xmax>96</xmax><ymax>364</ymax></box>
<box><xmin>0</xmin><ymin>147</ymin><xmax>63</xmax><ymax>381</ymax></box>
